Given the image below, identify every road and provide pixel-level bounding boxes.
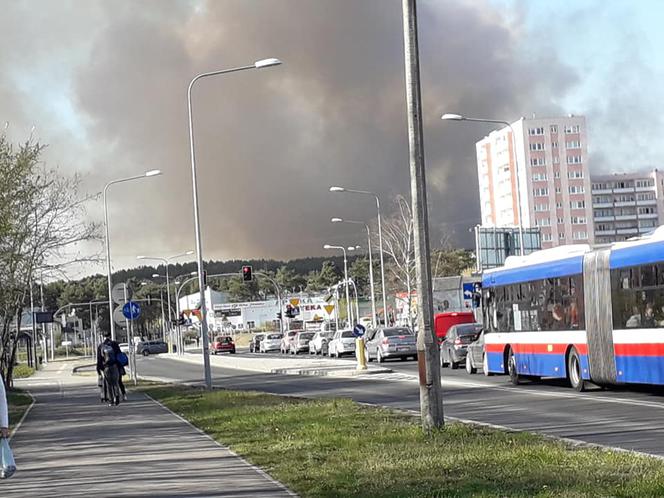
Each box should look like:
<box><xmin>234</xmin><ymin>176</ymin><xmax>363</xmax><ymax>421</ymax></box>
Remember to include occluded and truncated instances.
<box><xmin>137</xmin><ymin>349</ymin><xmax>664</xmax><ymax>457</ymax></box>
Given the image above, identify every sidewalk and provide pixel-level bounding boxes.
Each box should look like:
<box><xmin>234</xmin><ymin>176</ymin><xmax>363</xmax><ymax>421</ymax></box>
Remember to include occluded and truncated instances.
<box><xmin>4</xmin><ymin>361</ymin><xmax>295</xmax><ymax>497</ymax></box>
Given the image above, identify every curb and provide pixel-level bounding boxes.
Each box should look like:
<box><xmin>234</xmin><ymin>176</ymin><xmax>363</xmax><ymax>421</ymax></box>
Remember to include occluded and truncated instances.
<box><xmin>271</xmin><ymin>367</ymin><xmax>393</xmax><ymax>377</ymax></box>
<box><xmin>72</xmin><ymin>363</ymin><xmax>96</xmax><ymax>374</ymax></box>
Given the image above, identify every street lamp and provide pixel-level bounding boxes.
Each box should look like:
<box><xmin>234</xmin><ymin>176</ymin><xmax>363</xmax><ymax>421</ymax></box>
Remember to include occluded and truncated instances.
<box><xmin>187</xmin><ymin>58</ymin><xmax>282</xmax><ymax>390</ymax></box>
<box><xmin>137</xmin><ymin>250</ymin><xmax>194</xmax><ymax>351</ymax></box>
<box><xmin>441</xmin><ymin>113</ymin><xmax>525</xmax><ymax>255</ymax></box>
<box><xmin>329</xmin><ymin>187</ymin><xmax>388</xmax><ymax>325</ymax></box>
<box><xmin>104</xmin><ymin>169</ymin><xmax>162</xmax><ymax>340</ymax></box>
<box><xmin>331</xmin><ymin>217</ymin><xmax>377</xmax><ymax>327</ymax></box>
<box><xmin>323</xmin><ymin>244</ymin><xmax>353</xmax><ymax>326</ymax></box>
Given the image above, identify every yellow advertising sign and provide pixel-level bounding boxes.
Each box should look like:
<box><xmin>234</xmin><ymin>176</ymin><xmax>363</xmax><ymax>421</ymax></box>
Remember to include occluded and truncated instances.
<box><xmin>289</xmin><ymin>298</ymin><xmax>300</xmax><ymax>307</ymax></box>
<box><xmin>324</xmin><ymin>304</ymin><xmax>335</xmax><ymax>315</ymax></box>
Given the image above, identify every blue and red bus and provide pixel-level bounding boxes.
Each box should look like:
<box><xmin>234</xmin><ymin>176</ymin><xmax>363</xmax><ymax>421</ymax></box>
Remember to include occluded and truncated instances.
<box><xmin>481</xmin><ymin>226</ymin><xmax>664</xmax><ymax>390</ymax></box>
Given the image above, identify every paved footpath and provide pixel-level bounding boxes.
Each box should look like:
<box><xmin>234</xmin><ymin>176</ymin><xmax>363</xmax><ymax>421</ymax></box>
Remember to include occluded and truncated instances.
<box><xmin>3</xmin><ymin>361</ymin><xmax>294</xmax><ymax>497</ymax></box>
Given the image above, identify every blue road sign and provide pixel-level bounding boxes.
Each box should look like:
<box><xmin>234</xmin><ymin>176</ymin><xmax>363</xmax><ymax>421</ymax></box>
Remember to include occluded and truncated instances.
<box><xmin>122</xmin><ymin>301</ymin><xmax>141</xmax><ymax>320</ymax></box>
<box><xmin>463</xmin><ymin>283</ymin><xmax>474</xmax><ymax>300</ymax></box>
<box><xmin>352</xmin><ymin>323</ymin><xmax>366</xmax><ymax>338</ymax></box>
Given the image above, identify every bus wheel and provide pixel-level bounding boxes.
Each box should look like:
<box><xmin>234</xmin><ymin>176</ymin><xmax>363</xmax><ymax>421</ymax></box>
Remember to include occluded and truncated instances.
<box><xmin>567</xmin><ymin>348</ymin><xmax>586</xmax><ymax>392</ymax></box>
<box><xmin>507</xmin><ymin>348</ymin><xmax>520</xmax><ymax>385</ymax></box>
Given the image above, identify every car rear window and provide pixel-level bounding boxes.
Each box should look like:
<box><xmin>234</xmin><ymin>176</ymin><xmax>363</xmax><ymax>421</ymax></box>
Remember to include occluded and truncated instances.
<box><xmin>299</xmin><ymin>333</ymin><xmax>315</xmax><ymax>339</ymax></box>
<box><xmin>456</xmin><ymin>325</ymin><xmax>482</xmax><ymax>336</ymax></box>
<box><xmin>382</xmin><ymin>328</ymin><xmax>412</xmax><ymax>337</ymax></box>
<box><xmin>341</xmin><ymin>331</ymin><xmax>354</xmax><ymax>338</ymax></box>
<box><xmin>267</xmin><ymin>334</ymin><xmax>282</xmax><ymax>340</ymax></box>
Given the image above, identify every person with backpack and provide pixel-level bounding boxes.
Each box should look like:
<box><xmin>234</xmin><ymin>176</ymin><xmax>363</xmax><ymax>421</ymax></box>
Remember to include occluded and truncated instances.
<box><xmin>96</xmin><ymin>331</ymin><xmax>122</xmax><ymax>406</ymax></box>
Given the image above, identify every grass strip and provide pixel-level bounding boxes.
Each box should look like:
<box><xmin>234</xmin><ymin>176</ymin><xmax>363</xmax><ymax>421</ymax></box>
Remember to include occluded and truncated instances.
<box><xmin>7</xmin><ymin>390</ymin><xmax>33</xmax><ymax>430</ymax></box>
<box><xmin>145</xmin><ymin>385</ymin><xmax>664</xmax><ymax>497</ymax></box>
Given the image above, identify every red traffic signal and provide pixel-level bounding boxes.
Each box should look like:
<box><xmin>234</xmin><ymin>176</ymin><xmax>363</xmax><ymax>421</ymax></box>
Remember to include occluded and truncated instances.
<box><xmin>242</xmin><ymin>265</ymin><xmax>253</xmax><ymax>282</ymax></box>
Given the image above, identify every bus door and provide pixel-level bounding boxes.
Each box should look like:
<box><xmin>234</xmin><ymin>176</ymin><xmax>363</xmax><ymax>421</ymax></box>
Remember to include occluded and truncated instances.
<box><xmin>583</xmin><ymin>249</ymin><xmax>617</xmax><ymax>384</ymax></box>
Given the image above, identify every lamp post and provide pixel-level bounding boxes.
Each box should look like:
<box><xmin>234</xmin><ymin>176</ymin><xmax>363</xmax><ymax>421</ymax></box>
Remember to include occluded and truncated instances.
<box><xmin>187</xmin><ymin>58</ymin><xmax>282</xmax><ymax>390</ymax></box>
<box><xmin>104</xmin><ymin>170</ymin><xmax>162</xmax><ymax>340</ymax></box>
<box><xmin>441</xmin><ymin>113</ymin><xmax>525</xmax><ymax>256</ymax></box>
<box><xmin>329</xmin><ymin>187</ymin><xmax>388</xmax><ymax>325</ymax></box>
<box><xmin>331</xmin><ymin>217</ymin><xmax>377</xmax><ymax>327</ymax></box>
<box><xmin>137</xmin><ymin>250</ymin><xmax>193</xmax><ymax>352</ymax></box>
<box><xmin>323</xmin><ymin>244</ymin><xmax>355</xmax><ymax>326</ymax></box>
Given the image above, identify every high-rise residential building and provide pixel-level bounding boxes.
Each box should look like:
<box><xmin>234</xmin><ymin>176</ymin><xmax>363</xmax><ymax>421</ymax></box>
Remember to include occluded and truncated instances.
<box><xmin>591</xmin><ymin>170</ymin><xmax>664</xmax><ymax>244</ymax></box>
<box><xmin>475</xmin><ymin>115</ymin><xmax>594</xmax><ymax>249</ymax></box>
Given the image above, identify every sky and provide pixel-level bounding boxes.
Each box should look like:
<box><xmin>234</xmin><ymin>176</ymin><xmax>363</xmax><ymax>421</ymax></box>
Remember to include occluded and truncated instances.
<box><xmin>1</xmin><ymin>0</ymin><xmax>663</xmax><ymax>278</ymax></box>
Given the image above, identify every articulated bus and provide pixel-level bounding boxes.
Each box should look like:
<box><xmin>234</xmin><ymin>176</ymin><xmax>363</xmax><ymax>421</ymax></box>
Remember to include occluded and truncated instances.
<box><xmin>481</xmin><ymin>225</ymin><xmax>664</xmax><ymax>391</ymax></box>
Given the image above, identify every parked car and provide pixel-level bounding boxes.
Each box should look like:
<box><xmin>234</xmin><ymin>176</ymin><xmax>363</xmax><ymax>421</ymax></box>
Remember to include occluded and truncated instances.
<box><xmin>280</xmin><ymin>331</ymin><xmax>298</xmax><ymax>354</ymax></box>
<box><xmin>211</xmin><ymin>336</ymin><xmax>236</xmax><ymax>355</ymax></box>
<box><xmin>249</xmin><ymin>333</ymin><xmax>266</xmax><ymax>353</ymax></box>
<box><xmin>290</xmin><ymin>331</ymin><xmax>315</xmax><ymax>354</ymax></box>
<box><xmin>136</xmin><ymin>340</ymin><xmax>168</xmax><ymax>356</ymax></box>
<box><xmin>365</xmin><ymin>327</ymin><xmax>416</xmax><ymax>363</ymax></box>
<box><xmin>260</xmin><ymin>333</ymin><xmax>283</xmax><ymax>353</ymax></box>
<box><xmin>328</xmin><ymin>329</ymin><xmax>357</xmax><ymax>358</ymax></box>
<box><xmin>440</xmin><ymin>323</ymin><xmax>483</xmax><ymax>369</ymax></box>
<box><xmin>465</xmin><ymin>329</ymin><xmax>493</xmax><ymax>375</ymax></box>
<box><xmin>308</xmin><ymin>331</ymin><xmax>335</xmax><ymax>355</ymax></box>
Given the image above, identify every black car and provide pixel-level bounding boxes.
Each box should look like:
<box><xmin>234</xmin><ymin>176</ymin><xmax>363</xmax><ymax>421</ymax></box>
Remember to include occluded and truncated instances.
<box><xmin>440</xmin><ymin>323</ymin><xmax>483</xmax><ymax>369</ymax></box>
<box><xmin>249</xmin><ymin>333</ymin><xmax>265</xmax><ymax>353</ymax></box>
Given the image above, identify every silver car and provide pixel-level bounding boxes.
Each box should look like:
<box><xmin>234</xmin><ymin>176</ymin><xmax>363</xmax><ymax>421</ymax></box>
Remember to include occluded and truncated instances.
<box><xmin>365</xmin><ymin>327</ymin><xmax>416</xmax><ymax>363</ymax></box>
<box><xmin>308</xmin><ymin>331</ymin><xmax>334</xmax><ymax>355</ymax></box>
<box><xmin>260</xmin><ymin>333</ymin><xmax>283</xmax><ymax>353</ymax></box>
<box><xmin>290</xmin><ymin>332</ymin><xmax>315</xmax><ymax>355</ymax></box>
<box><xmin>328</xmin><ymin>329</ymin><xmax>356</xmax><ymax>358</ymax></box>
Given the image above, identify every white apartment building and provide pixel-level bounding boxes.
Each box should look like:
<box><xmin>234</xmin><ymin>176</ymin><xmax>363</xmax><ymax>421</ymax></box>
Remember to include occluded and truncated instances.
<box><xmin>591</xmin><ymin>170</ymin><xmax>664</xmax><ymax>244</ymax></box>
<box><xmin>475</xmin><ymin>115</ymin><xmax>594</xmax><ymax>248</ymax></box>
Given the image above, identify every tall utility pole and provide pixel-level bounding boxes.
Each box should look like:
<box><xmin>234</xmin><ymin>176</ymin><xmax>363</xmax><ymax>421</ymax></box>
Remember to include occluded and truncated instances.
<box><xmin>401</xmin><ymin>0</ymin><xmax>444</xmax><ymax>430</ymax></box>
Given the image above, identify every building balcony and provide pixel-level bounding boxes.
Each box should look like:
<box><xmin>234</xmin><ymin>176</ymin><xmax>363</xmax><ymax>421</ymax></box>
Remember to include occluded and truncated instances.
<box><xmin>593</xmin><ymin>216</ymin><xmax>615</xmax><ymax>222</ymax></box>
<box><xmin>635</xmin><ymin>186</ymin><xmax>656</xmax><ymax>193</ymax></box>
<box><xmin>615</xmin><ymin>214</ymin><xmax>638</xmax><ymax>221</ymax></box>
<box><xmin>614</xmin><ymin>201</ymin><xmax>636</xmax><ymax>207</ymax></box>
<box><xmin>595</xmin><ymin>229</ymin><xmax>616</xmax><ymax>236</ymax></box>
<box><xmin>593</xmin><ymin>202</ymin><xmax>613</xmax><ymax>208</ymax></box>
<box><xmin>638</xmin><ymin>213</ymin><xmax>659</xmax><ymax>219</ymax></box>
<box><xmin>636</xmin><ymin>199</ymin><xmax>657</xmax><ymax>206</ymax></box>
<box><xmin>617</xmin><ymin>228</ymin><xmax>639</xmax><ymax>235</ymax></box>
<box><xmin>591</xmin><ymin>188</ymin><xmax>613</xmax><ymax>195</ymax></box>
<box><xmin>614</xmin><ymin>187</ymin><xmax>636</xmax><ymax>193</ymax></box>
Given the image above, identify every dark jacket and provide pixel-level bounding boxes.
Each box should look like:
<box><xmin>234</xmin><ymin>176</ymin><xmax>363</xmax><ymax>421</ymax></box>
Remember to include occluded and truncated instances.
<box><xmin>96</xmin><ymin>338</ymin><xmax>122</xmax><ymax>374</ymax></box>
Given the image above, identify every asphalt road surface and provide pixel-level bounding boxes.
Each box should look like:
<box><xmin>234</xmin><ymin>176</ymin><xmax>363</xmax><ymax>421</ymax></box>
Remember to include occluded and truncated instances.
<box><xmin>138</xmin><ymin>351</ymin><xmax>664</xmax><ymax>457</ymax></box>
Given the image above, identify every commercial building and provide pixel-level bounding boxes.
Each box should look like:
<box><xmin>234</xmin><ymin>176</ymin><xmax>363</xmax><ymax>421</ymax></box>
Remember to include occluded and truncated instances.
<box><xmin>591</xmin><ymin>170</ymin><xmax>664</xmax><ymax>244</ymax></box>
<box><xmin>475</xmin><ymin>114</ymin><xmax>594</xmax><ymax>248</ymax></box>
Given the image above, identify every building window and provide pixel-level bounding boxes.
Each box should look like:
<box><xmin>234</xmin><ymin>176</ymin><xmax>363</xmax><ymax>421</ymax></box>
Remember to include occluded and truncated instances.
<box><xmin>564</xmin><ymin>125</ymin><xmax>580</xmax><ymax>134</ymax></box>
<box><xmin>530</xmin><ymin>157</ymin><xmax>546</xmax><ymax>166</ymax></box>
<box><xmin>532</xmin><ymin>173</ymin><xmax>548</xmax><ymax>181</ymax></box>
<box><xmin>556</xmin><ymin>202</ymin><xmax>563</xmax><ymax>209</ymax></box>
<box><xmin>568</xmin><ymin>170</ymin><xmax>584</xmax><ymax>179</ymax></box>
<box><xmin>573</xmin><ymin>231</ymin><xmax>588</xmax><ymax>240</ymax></box>
<box><xmin>533</xmin><ymin>188</ymin><xmax>549</xmax><ymax>196</ymax></box>
<box><xmin>542</xmin><ymin>233</ymin><xmax>552</xmax><ymax>242</ymax></box>
<box><xmin>553</xmin><ymin>156</ymin><xmax>560</xmax><ymax>164</ymax></box>
<box><xmin>554</xmin><ymin>171</ymin><xmax>561</xmax><ymax>179</ymax></box>
<box><xmin>529</xmin><ymin>142</ymin><xmax>546</xmax><ymax>151</ymax></box>
<box><xmin>552</xmin><ymin>141</ymin><xmax>559</xmax><ymax>149</ymax></box>
<box><xmin>569</xmin><ymin>185</ymin><xmax>585</xmax><ymax>194</ymax></box>
<box><xmin>529</xmin><ymin>127</ymin><xmax>545</xmax><ymax>136</ymax></box>
<box><xmin>534</xmin><ymin>203</ymin><xmax>549</xmax><ymax>212</ymax></box>
<box><xmin>571</xmin><ymin>216</ymin><xmax>587</xmax><ymax>224</ymax></box>
<box><xmin>550</xmin><ymin>125</ymin><xmax>558</xmax><ymax>133</ymax></box>
<box><xmin>636</xmin><ymin>179</ymin><xmax>655</xmax><ymax>188</ymax></box>
<box><xmin>555</xmin><ymin>186</ymin><xmax>562</xmax><ymax>194</ymax></box>
<box><xmin>559</xmin><ymin>232</ymin><xmax>565</xmax><ymax>239</ymax></box>
<box><xmin>567</xmin><ymin>155</ymin><xmax>582</xmax><ymax>164</ymax></box>
<box><xmin>638</xmin><ymin>206</ymin><xmax>656</xmax><ymax>215</ymax></box>
<box><xmin>566</xmin><ymin>140</ymin><xmax>581</xmax><ymax>149</ymax></box>
<box><xmin>570</xmin><ymin>200</ymin><xmax>586</xmax><ymax>209</ymax></box>
<box><xmin>557</xmin><ymin>217</ymin><xmax>565</xmax><ymax>224</ymax></box>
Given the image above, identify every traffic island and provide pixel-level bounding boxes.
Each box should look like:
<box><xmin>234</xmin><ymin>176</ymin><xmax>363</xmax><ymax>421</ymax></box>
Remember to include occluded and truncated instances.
<box><xmin>145</xmin><ymin>384</ymin><xmax>664</xmax><ymax>498</ymax></box>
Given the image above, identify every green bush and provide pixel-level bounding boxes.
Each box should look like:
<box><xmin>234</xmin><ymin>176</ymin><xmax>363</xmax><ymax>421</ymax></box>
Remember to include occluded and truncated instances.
<box><xmin>12</xmin><ymin>363</ymin><xmax>35</xmax><ymax>378</ymax></box>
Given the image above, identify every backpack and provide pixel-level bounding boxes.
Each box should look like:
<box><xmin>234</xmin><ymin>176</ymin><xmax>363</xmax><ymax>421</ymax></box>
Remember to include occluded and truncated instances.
<box><xmin>101</xmin><ymin>343</ymin><xmax>116</xmax><ymax>367</ymax></box>
<box><xmin>117</xmin><ymin>352</ymin><xmax>129</xmax><ymax>367</ymax></box>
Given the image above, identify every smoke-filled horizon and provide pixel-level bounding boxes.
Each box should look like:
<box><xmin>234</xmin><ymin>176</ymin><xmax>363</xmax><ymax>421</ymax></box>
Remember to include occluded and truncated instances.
<box><xmin>1</xmin><ymin>0</ymin><xmax>660</xmax><ymax>278</ymax></box>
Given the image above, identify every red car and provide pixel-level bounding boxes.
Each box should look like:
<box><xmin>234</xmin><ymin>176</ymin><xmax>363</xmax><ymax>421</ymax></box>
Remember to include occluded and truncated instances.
<box><xmin>211</xmin><ymin>336</ymin><xmax>236</xmax><ymax>355</ymax></box>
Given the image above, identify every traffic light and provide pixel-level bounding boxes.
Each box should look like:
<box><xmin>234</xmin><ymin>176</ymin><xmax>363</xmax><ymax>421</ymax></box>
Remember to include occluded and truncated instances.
<box><xmin>242</xmin><ymin>265</ymin><xmax>253</xmax><ymax>282</ymax></box>
<box><xmin>285</xmin><ymin>304</ymin><xmax>293</xmax><ymax>318</ymax></box>
<box><xmin>276</xmin><ymin>312</ymin><xmax>282</xmax><ymax>320</ymax></box>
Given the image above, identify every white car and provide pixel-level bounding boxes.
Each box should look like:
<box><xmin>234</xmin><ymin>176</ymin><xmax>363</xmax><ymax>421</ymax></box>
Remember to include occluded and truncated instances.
<box><xmin>328</xmin><ymin>329</ymin><xmax>357</xmax><ymax>358</ymax></box>
<box><xmin>260</xmin><ymin>333</ymin><xmax>283</xmax><ymax>353</ymax></box>
<box><xmin>308</xmin><ymin>331</ymin><xmax>334</xmax><ymax>355</ymax></box>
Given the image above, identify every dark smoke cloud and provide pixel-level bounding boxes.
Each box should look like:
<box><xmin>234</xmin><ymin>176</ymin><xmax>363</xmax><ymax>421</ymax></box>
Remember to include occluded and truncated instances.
<box><xmin>1</xmin><ymin>0</ymin><xmax>578</xmax><ymax>272</ymax></box>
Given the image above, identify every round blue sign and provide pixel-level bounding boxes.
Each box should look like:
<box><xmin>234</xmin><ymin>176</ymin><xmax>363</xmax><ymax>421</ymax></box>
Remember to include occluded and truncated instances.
<box><xmin>122</xmin><ymin>301</ymin><xmax>141</xmax><ymax>320</ymax></box>
<box><xmin>352</xmin><ymin>323</ymin><xmax>366</xmax><ymax>337</ymax></box>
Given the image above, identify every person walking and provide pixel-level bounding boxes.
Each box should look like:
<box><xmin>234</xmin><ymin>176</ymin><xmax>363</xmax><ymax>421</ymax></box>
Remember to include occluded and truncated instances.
<box><xmin>96</xmin><ymin>331</ymin><xmax>122</xmax><ymax>406</ymax></box>
<box><xmin>0</xmin><ymin>376</ymin><xmax>8</xmax><ymax>439</ymax></box>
